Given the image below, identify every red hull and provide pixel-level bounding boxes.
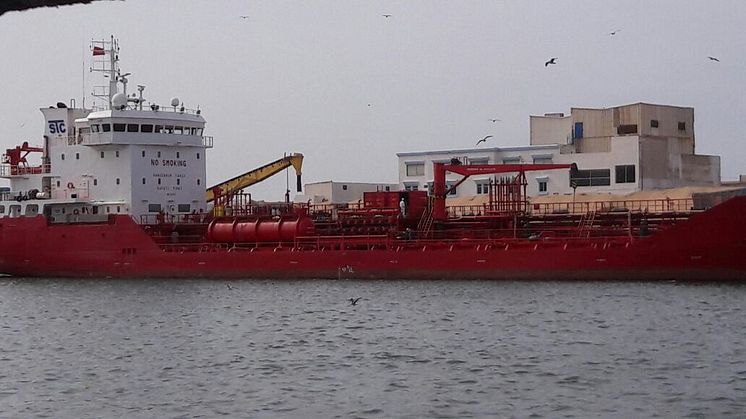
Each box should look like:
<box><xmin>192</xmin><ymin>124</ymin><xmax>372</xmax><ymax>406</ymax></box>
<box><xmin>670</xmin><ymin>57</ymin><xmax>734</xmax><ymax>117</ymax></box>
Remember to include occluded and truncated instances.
<box><xmin>1</xmin><ymin>197</ymin><xmax>745</xmax><ymax>280</ymax></box>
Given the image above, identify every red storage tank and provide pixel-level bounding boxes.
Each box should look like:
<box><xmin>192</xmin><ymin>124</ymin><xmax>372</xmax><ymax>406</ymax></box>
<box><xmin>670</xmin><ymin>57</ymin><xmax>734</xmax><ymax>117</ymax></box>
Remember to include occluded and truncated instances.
<box><xmin>208</xmin><ymin>217</ymin><xmax>315</xmax><ymax>243</ymax></box>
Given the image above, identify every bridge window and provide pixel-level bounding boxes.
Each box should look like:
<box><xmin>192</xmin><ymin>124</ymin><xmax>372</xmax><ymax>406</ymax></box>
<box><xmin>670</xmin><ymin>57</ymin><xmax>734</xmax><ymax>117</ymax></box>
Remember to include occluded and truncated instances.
<box><xmin>469</xmin><ymin>157</ymin><xmax>488</xmax><ymax>165</ymax></box>
<box><xmin>141</xmin><ymin>124</ymin><xmax>153</xmax><ymax>133</ymax></box>
<box><xmin>155</xmin><ymin>125</ymin><xmax>163</xmax><ymax>133</ymax></box>
<box><xmin>403</xmin><ymin>182</ymin><xmax>419</xmax><ymax>191</ymax></box>
<box><xmin>25</xmin><ymin>204</ymin><xmax>38</xmax><ymax>216</ymax></box>
<box><xmin>91</xmin><ymin>124</ymin><xmax>100</xmax><ymax>133</ymax></box>
<box><xmin>127</xmin><ymin>124</ymin><xmax>139</xmax><ymax>132</ymax></box>
<box><xmin>197</xmin><ymin>128</ymin><xmax>203</xmax><ymax>136</ymax></box>
<box><xmin>502</xmin><ymin>157</ymin><xmax>520</xmax><ymax>164</ymax></box>
<box><xmin>113</xmin><ymin>123</ymin><xmax>126</xmax><ymax>132</ymax></box>
<box><xmin>0</xmin><ymin>205</ymin><xmax>4</xmax><ymax>214</ymax></box>
<box><xmin>164</xmin><ymin>125</ymin><xmax>174</xmax><ymax>134</ymax></box>
<box><xmin>102</xmin><ymin>123</ymin><xmax>111</xmax><ymax>132</ymax></box>
<box><xmin>174</xmin><ymin>126</ymin><xmax>183</xmax><ymax>135</ymax></box>
<box><xmin>178</xmin><ymin>204</ymin><xmax>190</xmax><ymax>212</ymax></box>
<box><xmin>148</xmin><ymin>204</ymin><xmax>161</xmax><ymax>212</ymax></box>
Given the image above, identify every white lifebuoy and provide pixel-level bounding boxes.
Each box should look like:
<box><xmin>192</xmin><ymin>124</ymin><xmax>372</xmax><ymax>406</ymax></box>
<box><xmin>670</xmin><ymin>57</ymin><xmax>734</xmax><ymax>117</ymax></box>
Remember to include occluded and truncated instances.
<box><xmin>67</xmin><ymin>182</ymin><xmax>75</xmax><ymax>189</ymax></box>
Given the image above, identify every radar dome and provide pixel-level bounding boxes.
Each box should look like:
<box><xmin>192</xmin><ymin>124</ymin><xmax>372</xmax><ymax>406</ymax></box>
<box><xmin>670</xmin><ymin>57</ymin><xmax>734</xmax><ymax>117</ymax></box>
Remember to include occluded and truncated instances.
<box><xmin>170</xmin><ymin>97</ymin><xmax>180</xmax><ymax>107</ymax></box>
<box><xmin>112</xmin><ymin>93</ymin><xmax>127</xmax><ymax>109</ymax></box>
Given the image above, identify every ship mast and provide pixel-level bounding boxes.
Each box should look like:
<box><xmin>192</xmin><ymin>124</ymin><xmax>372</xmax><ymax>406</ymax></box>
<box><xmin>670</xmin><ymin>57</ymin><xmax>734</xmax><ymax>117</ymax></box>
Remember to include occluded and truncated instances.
<box><xmin>90</xmin><ymin>36</ymin><xmax>120</xmax><ymax>109</ymax></box>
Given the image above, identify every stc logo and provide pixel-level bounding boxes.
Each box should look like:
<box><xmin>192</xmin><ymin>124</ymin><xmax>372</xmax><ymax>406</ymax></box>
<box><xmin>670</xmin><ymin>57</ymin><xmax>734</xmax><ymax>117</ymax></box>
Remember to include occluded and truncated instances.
<box><xmin>48</xmin><ymin>120</ymin><xmax>66</xmax><ymax>134</ymax></box>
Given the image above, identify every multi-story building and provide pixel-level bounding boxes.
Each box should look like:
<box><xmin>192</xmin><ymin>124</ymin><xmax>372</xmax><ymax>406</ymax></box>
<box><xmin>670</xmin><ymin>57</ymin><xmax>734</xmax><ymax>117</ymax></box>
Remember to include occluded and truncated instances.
<box><xmin>398</xmin><ymin>103</ymin><xmax>720</xmax><ymax>198</ymax></box>
<box><xmin>295</xmin><ymin>181</ymin><xmax>399</xmax><ymax>204</ymax></box>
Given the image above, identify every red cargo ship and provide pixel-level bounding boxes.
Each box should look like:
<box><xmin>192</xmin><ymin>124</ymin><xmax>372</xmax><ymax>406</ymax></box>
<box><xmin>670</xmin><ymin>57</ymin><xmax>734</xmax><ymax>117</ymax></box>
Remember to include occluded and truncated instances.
<box><xmin>1</xmin><ymin>38</ymin><xmax>744</xmax><ymax>279</ymax></box>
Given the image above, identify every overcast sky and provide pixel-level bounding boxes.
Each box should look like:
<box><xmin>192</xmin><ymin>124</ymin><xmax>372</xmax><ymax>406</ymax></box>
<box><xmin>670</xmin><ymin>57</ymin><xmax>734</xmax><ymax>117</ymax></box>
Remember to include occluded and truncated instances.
<box><xmin>0</xmin><ymin>0</ymin><xmax>744</xmax><ymax>200</ymax></box>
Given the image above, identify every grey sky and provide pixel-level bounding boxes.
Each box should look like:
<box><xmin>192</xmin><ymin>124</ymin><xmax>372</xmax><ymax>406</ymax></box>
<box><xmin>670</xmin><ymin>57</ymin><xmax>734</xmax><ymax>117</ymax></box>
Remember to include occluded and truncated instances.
<box><xmin>1</xmin><ymin>0</ymin><xmax>744</xmax><ymax>200</ymax></box>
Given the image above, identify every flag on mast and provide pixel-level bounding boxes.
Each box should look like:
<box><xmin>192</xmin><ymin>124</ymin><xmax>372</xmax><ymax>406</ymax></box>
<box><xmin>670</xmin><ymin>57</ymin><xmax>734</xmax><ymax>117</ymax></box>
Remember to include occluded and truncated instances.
<box><xmin>92</xmin><ymin>46</ymin><xmax>105</xmax><ymax>56</ymax></box>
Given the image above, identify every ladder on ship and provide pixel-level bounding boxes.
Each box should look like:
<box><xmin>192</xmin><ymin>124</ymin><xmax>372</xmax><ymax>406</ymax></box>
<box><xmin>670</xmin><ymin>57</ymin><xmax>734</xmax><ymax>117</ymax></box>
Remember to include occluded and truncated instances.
<box><xmin>417</xmin><ymin>202</ymin><xmax>434</xmax><ymax>239</ymax></box>
<box><xmin>578</xmin><ymin>210</ymin><xmax>596</xmax><ymax>238</ymax></box>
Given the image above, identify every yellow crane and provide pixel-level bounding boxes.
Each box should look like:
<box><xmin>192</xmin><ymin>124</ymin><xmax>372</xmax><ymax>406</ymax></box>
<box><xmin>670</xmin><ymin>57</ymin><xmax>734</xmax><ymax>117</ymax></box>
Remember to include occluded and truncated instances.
<box><xmin>206</xmin><ymin>153</ymin><xmax>303</xmax><ymax>207</ymax></box>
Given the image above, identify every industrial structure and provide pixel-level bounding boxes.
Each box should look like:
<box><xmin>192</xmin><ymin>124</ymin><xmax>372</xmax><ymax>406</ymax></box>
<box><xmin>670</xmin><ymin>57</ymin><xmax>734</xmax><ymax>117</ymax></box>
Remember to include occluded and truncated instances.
<box><xmin>398</xmin><ymin>103</ymin><xmax>721</xmax><ymax>198</ymax></box>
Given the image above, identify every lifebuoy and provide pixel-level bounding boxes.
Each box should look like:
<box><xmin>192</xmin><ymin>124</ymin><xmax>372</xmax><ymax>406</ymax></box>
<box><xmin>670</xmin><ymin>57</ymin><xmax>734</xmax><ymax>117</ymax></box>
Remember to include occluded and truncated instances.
<box><xmin>73</xmin><ymin>209</ymin><xmax>80</xmax><ymax>215</ymax></box>
<box><xmin>67</xmin><ymin>182</ymin><xmax>75</xmax><ymax>189</ymax></box>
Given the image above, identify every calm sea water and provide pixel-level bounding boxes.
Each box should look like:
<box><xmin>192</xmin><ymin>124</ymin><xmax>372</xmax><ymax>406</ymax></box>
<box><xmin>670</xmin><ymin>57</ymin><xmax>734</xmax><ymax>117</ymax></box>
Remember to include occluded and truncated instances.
<box><xmin>0</xmin><ymin>278</ymin><xmax>745</xmax><ymax>418</ymax></box>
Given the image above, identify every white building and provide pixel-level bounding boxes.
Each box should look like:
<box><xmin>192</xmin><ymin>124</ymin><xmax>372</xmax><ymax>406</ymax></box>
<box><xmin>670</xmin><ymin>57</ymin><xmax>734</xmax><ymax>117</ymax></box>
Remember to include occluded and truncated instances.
<box><xmin>398</xmin><ymin>103</ymin><xmax>720</xmax><ymax>198</ymax></box>
<box><xmin>295</xmin><ymin>181</ymin><xmax>399</xmax><ymax>204</ymax></box>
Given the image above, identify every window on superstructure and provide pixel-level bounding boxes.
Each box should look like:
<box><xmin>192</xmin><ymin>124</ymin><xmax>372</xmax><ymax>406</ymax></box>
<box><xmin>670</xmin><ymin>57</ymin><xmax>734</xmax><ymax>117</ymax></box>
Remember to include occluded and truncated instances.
<box><xmin>157</xmin><ymin>151</ymin><xmax>161</xmax><ymax>158</ymax></box>
<box><xmin>61</xmin><ymin>154</ymin><xmax>65</xmax><ymax>161</ymax></box>
<box><xmin>157</xmin><ymin>178</ymin><xmax>161</xmax><ymax>185</ymax></box>
<box><xmin>25</xmin><ymin>204</ymin><xmax>38</xmax><ymax>216</ymax></box>
<box><xmin>155</xmin><ymin>125</ymin><xmax>163</xmax><ymax>133</ymax></box>
<box><xmin>650</xmin><ymin>120</ymin><xmax>659</xmax><ymax>128</ymax></box>
<box><xmin>0</xmin><ymin>205</ymin><xmax>5</xmax><ymax>214</ymax></box>
<box><xmin>117</xmin><ymin>206</ymin><xmax>121</xmax><ymax>213</ymax></box>
<box><xmin>116</xmin><ymin>178</ymin><xmax>120</xmax><ymax>185</ymax></box>
<box><xmin>102</xmin><ymin>124</ymin><xmax>111</xmax><ymax>132</ymax></box>
<box><xmin>115</xmin><ymin>150</ymin><xmax>119</xmax><ymax>158</ymax></box>
<box><xmin>141</xmin><ymin>150</ymin><xmax>145</xmax><ymax>157</ymax></box>
<box><xmin>196</xmin><ymin>128</ymin><xmax>203</xmax><ymax>136</ymax></box>
<box><xmin>106</xmin><ymin>206</ymin><xmax>110</xmax><ymax>214</ymax></box>
<box><xmin>148</xmin><ymin>204</ymin><xmax>161</xmax><ymax>212</ymax></box>
<box><xmin>76</xmin><ymin>153</ymin><xmax>79</xmax><ymax>160</ymax></box>
<box><xmin>502</xmin><ymin>157</ymin><xmax>520</xmax><ymax>164</ymax></box>
<box><xmin>197</xmin><ymin>179</ymin><xmax>201</xmax><ymax>186</ymax></box>
<box><xmin>176</xmin><ymin>152</ymin><xmax>180</xmax><ymax>159</ymax></box>
<box><xmin>56</xmin><ymin>180</ymin><xmax>60</xmax><ymax>187</ymax></box>
<box><xmin>176</xmin><ymin>179</ymin><xmax>180</xmax><ymax>186</ymax></box>
<box><xmin>93</xmin><ymin>179</ymin><xmax>97</xmax><ymax>186</ymax></box>
<box><xmin>113</xmin><ymin>124</ymin><xmax>126</xmax><ymax>132</ymax></box>
<box><xmin>142</xmin><ymin>178</ymin><xmax>146</xmax><ymax>185</ymax></box>
<box><xmin>91</xmin><ymin>125</ymin><xmax>100</xmax><ymax>133</ymax></box>
<box><xmin>197</xmin><ymin>153</ymin><xmax>200</xmax><ymax>160</ymax></box>
<box><xmin>127</xmin><ymin>124</ymin><xmax>139</xmax><ymax>132</ymax></box>
<box><xmin>165</xmin><ymin>125</ymin><xmax>174</xmax><ymax>134</ymax></box>
<box><xmin>190</xmin><ymin>127</ymin><xmax>197</xmax><ymax>135</ymax></box>
<box><xmin>178</xmin><ymin>204</ymin><xmax>190</xmax><ymax>212</ymax></box>
<box><xmin>141</xmin><ymin>124</ymin><xmax>153</xmax><ymax>133</ymax></box>
<box><xmin>100</xmin><ymin>151</ymin><xmax>105</xmax><ymax>158</ymax></box>
<box><xmin>174</xmin><ymin>126</ymin><xmax>183</xmax><ymax>135</ymax></box>
<box><xmin>678</xmin><ymin>122</ymin><xmax>686</xmax><ymax>131</ymax></box>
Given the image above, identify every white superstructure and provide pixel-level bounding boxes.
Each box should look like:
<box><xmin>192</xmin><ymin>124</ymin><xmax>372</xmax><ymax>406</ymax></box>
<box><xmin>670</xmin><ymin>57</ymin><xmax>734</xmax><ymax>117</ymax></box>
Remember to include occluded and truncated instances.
<box><xmin>0</xmin><ymin>36</ymin><xmax>213</xmax><ymax>222</ymax></box>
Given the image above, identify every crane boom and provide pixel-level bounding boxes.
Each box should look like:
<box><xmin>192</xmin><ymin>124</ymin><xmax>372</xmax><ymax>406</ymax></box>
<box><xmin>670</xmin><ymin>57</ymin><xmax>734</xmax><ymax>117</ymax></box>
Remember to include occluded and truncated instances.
<box><xmin>206</xmin><ymin>153</ymin><xmax>303</xmax><ymax>203</ymax></box>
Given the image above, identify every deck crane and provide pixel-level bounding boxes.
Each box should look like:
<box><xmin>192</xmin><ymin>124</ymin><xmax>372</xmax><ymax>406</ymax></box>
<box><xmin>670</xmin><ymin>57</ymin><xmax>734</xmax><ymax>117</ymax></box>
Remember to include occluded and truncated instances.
<box><xmin>206</xmin><ymin>153</ymin><xmax>303</xmax><ymax>213</ymax></box>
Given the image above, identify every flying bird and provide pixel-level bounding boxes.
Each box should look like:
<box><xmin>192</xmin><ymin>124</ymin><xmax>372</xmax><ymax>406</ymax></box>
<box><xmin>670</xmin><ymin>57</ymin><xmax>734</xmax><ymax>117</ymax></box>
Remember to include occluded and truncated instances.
<box><xmin>239</xmin><ymin>15</ymin><xmax>249</xmax><ymax>19</ymax></box>
<box><xmin>609</xmin><ymin>29</ymin><xmax>622</xmax><ymax>36</ymax></box>
<box><xmin>489</xmin><ymin>118</ymin><xmax>501</xmax><ymax>123</ymax></box>
<box><xmin>545</xmin><ymin>57</ymin><xmax>557</xmax><ymax>67</ymax></box>
<box><xmin>349</xmin><ymin>297</ymin><xmax>362</xmax><ymax>306</ymax></box>
<box><xmin>475</xmin><ymin>135</ymin><xmax>493</xmax><ymax>146</ymax></box>
<box><xmin>707</xmin><ymin>56</ymin><xmax>720</xmax><ymax>62</ymax></box>
<box><xmin>382</xmin><ymin>14</ymin><xmax>392</xmax><ymax>18</ymax></box>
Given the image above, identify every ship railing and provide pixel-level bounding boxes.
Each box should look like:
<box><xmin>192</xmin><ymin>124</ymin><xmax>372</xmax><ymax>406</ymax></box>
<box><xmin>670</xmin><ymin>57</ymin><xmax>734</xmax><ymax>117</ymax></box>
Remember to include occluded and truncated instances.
<box><xmin>139</xmin><ymin>212</ymin><xmax>210</xmax><ymax>225</ymax></box>
<box><xmin>89</xmin><ymin>104</ymin><xmax>204</xmax><ymax>115</ymax></box>
<box><xmin>529</xmin><ymin>198</ymin><xmax>695</xmax><ymax>215</ymax></box>
<box><xmin>0</xmin><ymin>163</ymin><xmax>51</xmax><ymax>177</ymax></box>
<box><xmin>202</xmin><ymin>136</ymin><xmax>214</xmax><ymax>148</ymax></box>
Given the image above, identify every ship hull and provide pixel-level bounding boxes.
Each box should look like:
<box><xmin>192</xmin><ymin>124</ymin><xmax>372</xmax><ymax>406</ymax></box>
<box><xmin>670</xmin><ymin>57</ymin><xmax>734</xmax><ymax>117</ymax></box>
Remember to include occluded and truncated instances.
<box><xmin>1</xmin><ymin>197</ymin><xmax>745</xmax><ymax>280</ymax></box>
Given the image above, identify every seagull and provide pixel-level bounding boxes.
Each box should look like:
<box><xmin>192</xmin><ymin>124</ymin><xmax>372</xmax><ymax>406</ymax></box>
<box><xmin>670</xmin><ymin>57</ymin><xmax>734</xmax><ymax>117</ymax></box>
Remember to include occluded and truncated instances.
<box><xmin>239</xmin><ymin>15</ymin><xmax>249</xmax><ymax>19</ymax></box>
<box><xmin>545</xmin><ymin>57</ymin><xmax>557</xmax><ymax>67</ymax></box>
<box><xmin>226</xmin><ymin>283</ymin><xmax>233</xmax><ymax>290</ymax></box>
<box><xmin>489</xmin><ymin>118</ymin><xmax>501</xmax><ymax>123</ymax></box>
<box><xmin>609</xmin><ymin>29</ymin><xmax>622</xmax><ymax>36</ymax></box>
<box><xmin>349</xmin><ymin>297</ymin><xmax>361</xmax><ymax>306</ymax></box>
<box><xmin>382</xmin><ymin>14</ymin><xmax>392</xmax><ymax>18</ymax></box>
<box><xmin>707</xmin><ymin>56</ymin><xmax>720</xmax><ymax>62</ymax></box>
<box><xmin>475</xmin><ymin>135</ymin><xmax>493</xmax><ymax>146</ymax></box>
